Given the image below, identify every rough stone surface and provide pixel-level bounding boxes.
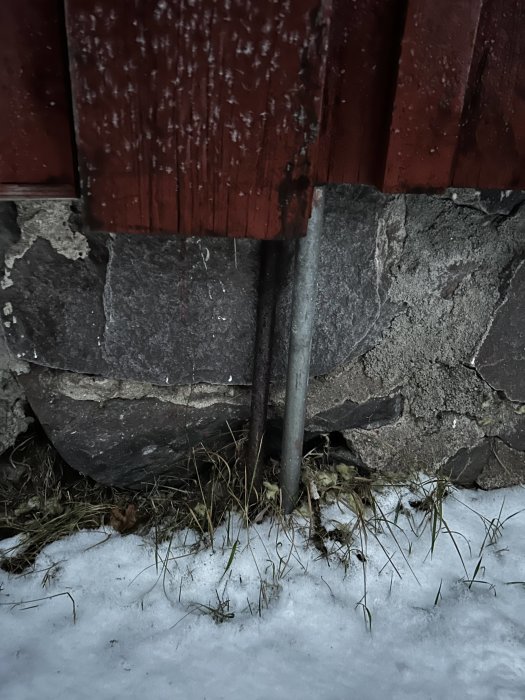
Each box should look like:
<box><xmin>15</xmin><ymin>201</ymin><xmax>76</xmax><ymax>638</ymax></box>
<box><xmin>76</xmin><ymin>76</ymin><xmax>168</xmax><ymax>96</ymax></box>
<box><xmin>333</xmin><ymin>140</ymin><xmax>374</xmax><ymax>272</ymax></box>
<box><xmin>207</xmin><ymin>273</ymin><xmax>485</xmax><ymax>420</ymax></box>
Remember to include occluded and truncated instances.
<box><xmin>445</xmin><ymin>189</ymin><xmax>525</xmax><ymax>217</ymax></box>
<box><xmin>18</xmin><ymin>365</ymin><xmax>407</xmax><ymax>486</ymax></box>
<box><xmin>2</xmin><ymin>235</ymin><xmax>108</xmax><ymax>374</ymax></box>
<box><xmin>0</xmin><ymin>191</ymin><xmax>397</xmax><ymax>385</ymax></box>
<box><xmin>0</xmin><ymin>363</ymin><xmax>31</xmax><ymax>455</ymax></box>
<box><xmin>0</xmin><ymin>204</ymin><xmax>32</xmax><ymax>454</ymax></box>
<box><xmin>441</xmin><ymin>439</ymin><xmax>525</xmax><ymax>489</ymax></box>
<box><xmin>474</xmin><ymin>260</ymin><xmax>525</xmax><ymax>402</ymax></box>
<box><xmin>303</xmin><ymin>190</ymin><xmax>525</xmax><ymax>480</ymax></box>
<box><xmin>100</xmin><ymin>233</ymin><xmax>258</xmax><ymax>384</ymax></box>
<box><xmin>306</xmin><ymin>394</ymin><xmax>404</xmax><ymax>433</ymax></box>
<box><xmin>3</xmin><ymin>188</ymin><xmax>525</xmax><ymax>488</ymax></box>
<box><xmin>18</xmin><ymin>367</ymin><xmax>253</xmax><ymax>487</ymax></box>
<box><xmin>272</xmin><ymin>186</ymin><xmax>400</xmax><ymax>377</ymax></box>
<box><xmin>0</xmin><ymin>203</ymin><xmax>20</xmax><ymax>271</ymax></box>
<box><xmin>476</xmin><ymin>441</ymin><xmax>525</xmax><ymax>489</ymax></box>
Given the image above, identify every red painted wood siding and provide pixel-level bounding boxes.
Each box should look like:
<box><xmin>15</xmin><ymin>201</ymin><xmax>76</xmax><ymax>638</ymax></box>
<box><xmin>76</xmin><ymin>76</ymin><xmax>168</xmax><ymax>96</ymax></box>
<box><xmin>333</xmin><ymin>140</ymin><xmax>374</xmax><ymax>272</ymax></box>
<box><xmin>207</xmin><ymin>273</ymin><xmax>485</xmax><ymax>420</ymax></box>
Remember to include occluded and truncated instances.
<box><xmin>0</xmin><ymin>1</ymin><xmax>77</xmax><ymax>198</ymax></box>
<box><xmin>2</xmin><ymin>1</ymin><xmax>525</xmax><ymax>234</ymax></box>
<box><xmin>383</xmin><ymin>0</ymin><xmax>483</xmax><ymax>192</ymax></box>
<box><xmin>452</xmin><ymin>0</ymin><xmax>525</xmax><ymax>189</ymax></box>
<box><xmin>356</xmin><ymin>0</ymin><xmax>525</xmax><ymax>192</ymax></box>
<box><xmin>316</xmin><ymin>0</ymin><xmax>406</xmax><ymax>187</ymax></box>
<box><xmin>65</xmin><ymin>0</ymin><xmax>331</xmax><ymax>238</ymax></box>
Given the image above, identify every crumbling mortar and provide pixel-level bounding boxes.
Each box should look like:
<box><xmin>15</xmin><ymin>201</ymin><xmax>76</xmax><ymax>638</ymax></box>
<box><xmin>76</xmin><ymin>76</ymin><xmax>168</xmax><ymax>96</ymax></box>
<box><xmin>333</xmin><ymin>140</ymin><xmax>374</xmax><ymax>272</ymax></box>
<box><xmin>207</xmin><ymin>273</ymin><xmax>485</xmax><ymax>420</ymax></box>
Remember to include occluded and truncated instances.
<box><xmin>38</xmin><ymin>370</ymin><xmax>251</xmax><ymax>410</ymax></box>
<box><xmin>469</xmin><ymin>261</ymin><xmax>524</xmax><ymax>367</ymax></box>
<box><xmin>1</xmin><ymin>201</ymin><xmax>89</xmax><ymax>290</ymax></box>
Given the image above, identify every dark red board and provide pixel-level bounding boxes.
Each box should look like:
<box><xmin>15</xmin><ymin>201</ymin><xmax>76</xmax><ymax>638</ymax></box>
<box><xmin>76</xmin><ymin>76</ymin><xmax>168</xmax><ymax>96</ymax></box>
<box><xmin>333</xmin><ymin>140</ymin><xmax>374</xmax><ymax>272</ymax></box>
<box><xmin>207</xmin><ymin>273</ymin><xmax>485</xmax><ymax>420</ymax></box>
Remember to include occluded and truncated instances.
<box><xmin>317</xmin><ymin>0</ymin><xmax>406</xmax><ymax>188</ymax></box>
<box><xmin>66</xmin><ymin>0</ymin><xmax>331</xmax><ymax>238</ymax></box>
<box><xmin>0</xmin><ymin>1</ymin><xmax>77</xmax><ymax>198</ymax></box>
<box><xmin>383</xmin><ymin>0</ymin><xmax>483</xmax><ymax>192</ymax></box>
<box><xmin>452</xmin><ymin>0</ymin><xmax>525</xmax><ymax>189</ymax></box>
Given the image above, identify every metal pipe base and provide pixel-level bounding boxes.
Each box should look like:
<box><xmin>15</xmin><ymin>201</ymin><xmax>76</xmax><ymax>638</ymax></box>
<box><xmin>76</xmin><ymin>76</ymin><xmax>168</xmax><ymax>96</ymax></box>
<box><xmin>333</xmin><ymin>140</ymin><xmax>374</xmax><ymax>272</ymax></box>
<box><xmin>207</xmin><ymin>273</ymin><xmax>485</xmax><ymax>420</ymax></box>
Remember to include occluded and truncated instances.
<box><xmin>280</xmin><ymin>187</ymin><xmax>325</xmax><ymax>514</ymax></box>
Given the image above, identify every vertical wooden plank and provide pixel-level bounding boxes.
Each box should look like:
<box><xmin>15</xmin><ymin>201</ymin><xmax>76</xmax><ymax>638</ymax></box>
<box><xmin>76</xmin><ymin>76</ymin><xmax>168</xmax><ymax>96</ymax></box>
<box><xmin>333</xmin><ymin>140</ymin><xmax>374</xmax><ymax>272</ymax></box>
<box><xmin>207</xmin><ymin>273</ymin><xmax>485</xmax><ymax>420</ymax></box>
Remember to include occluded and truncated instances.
<box><xmin>317</xmin><ymin>0</ymin><xmax>406</xmax><ymax>187</ymax></box>
<box><xmin>0</xmin><ymin>0</ymin><xmax>77</xmax><ymax>198</ymax></box>
<box><xmin>65</xmin><ymin>0</ymin><xmax>331</xmax><ymax>239</ymax></box>
<box><xmin>453</xmin><ymin>0</ymin><xmax>525</xmax><ymax>190</ymax></box>
<box><xmin>383</xmin><ymin>0</ymin><xmax>483</xmax><ymax>192</ymax></box>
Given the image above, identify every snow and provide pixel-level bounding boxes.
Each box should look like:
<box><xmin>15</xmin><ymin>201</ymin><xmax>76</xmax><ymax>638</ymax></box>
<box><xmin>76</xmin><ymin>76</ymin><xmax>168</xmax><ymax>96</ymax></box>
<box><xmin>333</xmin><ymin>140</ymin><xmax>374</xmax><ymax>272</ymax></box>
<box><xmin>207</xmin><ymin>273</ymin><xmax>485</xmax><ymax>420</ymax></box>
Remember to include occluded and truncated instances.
<box><xmin>2</xmin><ymin>484</ymin><xmax>525</xmax><ymax>700</ymax></box>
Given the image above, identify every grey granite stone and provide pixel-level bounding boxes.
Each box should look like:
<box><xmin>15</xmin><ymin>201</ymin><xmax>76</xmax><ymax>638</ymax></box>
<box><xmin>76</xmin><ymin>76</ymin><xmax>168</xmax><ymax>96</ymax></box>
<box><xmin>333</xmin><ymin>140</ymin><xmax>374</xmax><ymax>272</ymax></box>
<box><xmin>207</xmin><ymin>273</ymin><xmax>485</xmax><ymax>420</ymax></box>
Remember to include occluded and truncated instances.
<box><xmin>0</xmin><ymin>197</ymin><xmax>32</xmax><ymax>459</ymax></box>
<box><xmin>441</xmin><ymin>439</ymin><xmax>525</xmax><ymax>489</ymax></box>
<box><xmin>18</xmin><ymin>367</ymin><xmax>252</xmax><ymax>487</ymax></box>
<box><xmin>100</xmin><ymin>233</ymin><xmax>258</xmax><ymax>384</ymax></box>
<box><xmin>445</xmin><ymin>189</ymin><xmax>525</xmax><ymax>217</ymax></box>
<box><xmin>2</xmin><ymin>235</ymin><xmax>108</xmax><ymax>374</ymax></box>
<box><xmin>304</xmin><ymin>191</ymin><xmax>525</xmax><ymax>478</ymax></box>
<box><xmin>0</xmin><ymin>202</ymin><xmax>19</xmax><ymax>268</ymax></box>
<box><xmin>474</xmin><ymin>260</ymin><xmax>525</xmax><ymax>402</ymax></box>
<box><xmin>0</xmin><ymin>190</ymin><xmax>396</xmax><ymax>385</ymax></box>
<box><xmin>440</xmin><ymin>442</ymin><xmax>490</xmax><ymax>486</ymax></box>
<box><xmin>0</xmin><ymin>368</ymin><xmax>31</xmax><ymax>455</ymax></box>
<box><xmin>272</xmin><ymin>185</ymin><xmax>399</xmax><ymax>377</ymax></box>
<box><xmin>476</xmin><ymin>440</ymin><xmax>525</xmax><ymax>489</ymax></box>
<box><xmin>18</xmin><ymin>363</ymin><xmax>407</xmax><ymax>487</ymax></box>
<box><xmin>3</xmin><ymin>189</ymin><xmax>525</xmax><ymax>489</ymax></box>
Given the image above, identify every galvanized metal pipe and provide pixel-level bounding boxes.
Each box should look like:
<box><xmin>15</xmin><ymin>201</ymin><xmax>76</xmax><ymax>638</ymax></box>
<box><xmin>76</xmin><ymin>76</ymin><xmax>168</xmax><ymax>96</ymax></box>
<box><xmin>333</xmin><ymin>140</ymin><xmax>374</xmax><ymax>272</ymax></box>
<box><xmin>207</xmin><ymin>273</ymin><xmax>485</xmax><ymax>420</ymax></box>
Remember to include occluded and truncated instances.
<box><xmin>280</xmin><ymin>187</ymin><xmax>325</xmax><ymax>514</ymax></box>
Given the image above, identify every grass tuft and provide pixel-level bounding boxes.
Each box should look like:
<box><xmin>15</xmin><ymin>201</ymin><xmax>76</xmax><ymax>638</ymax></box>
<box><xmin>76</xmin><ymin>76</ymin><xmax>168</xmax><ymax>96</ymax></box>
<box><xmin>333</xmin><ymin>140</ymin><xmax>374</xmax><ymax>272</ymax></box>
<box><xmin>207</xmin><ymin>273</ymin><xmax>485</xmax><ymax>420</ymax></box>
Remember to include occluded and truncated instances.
<box><xmin>2</xmin><ymin>430</ymin><xmax>521</xmax><ymax>632</ymax></box>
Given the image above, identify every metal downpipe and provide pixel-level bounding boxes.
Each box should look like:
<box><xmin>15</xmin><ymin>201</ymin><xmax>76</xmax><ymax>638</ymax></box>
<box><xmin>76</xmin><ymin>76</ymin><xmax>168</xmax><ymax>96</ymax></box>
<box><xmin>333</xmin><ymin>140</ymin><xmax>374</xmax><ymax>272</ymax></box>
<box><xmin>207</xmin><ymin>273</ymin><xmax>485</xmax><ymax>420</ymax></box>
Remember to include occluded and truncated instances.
<box><xmin>280</xmin><ymin>187</ymin><xmax>325</xmax><ymax>514</ymax></box>
<box><xmin>246</xmin><ymin>240</ymin><xmax>282</xmax><ymax>498</ymax></box>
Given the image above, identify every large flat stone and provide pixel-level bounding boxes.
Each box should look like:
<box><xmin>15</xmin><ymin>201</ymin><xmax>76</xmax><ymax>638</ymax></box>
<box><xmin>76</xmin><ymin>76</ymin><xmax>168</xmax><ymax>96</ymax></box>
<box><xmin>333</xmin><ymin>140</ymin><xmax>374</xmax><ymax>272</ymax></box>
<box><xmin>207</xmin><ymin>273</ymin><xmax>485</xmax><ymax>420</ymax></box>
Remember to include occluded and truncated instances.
<box><xmin>272</xmin><ymin>185</ymin><xmax>399</xmax><ymax>377</ymax></box>
<box><xmin>441</xmin><ymin>438</ymin><xmax>525</xmax><ymax>489</ymax></box>
<box><xmin>19</xmin><ymin>363</ymin><xmax>408</xmax><ymax>487</ymax></box>
<box><xmin>0</xmin><ymin>190</ymin><xmax>396</xmax><ymax>385</ymax></box>
<box><xmin>474</xmin><ymin>261</ymin><xmax>525</xmax><ymax>402</ymax></box>
<box><xmin>100</xmin><ymin>234</ymin><xmax>258</xmax><ymax>384</ymax></box>
<box><xmin>18</xmin><ymin>367</ymin><xmax>252</xmax><ymax>487</ymax></box>
<box><xmin>2</xmin><ymin>235</ymin><xmax>108</xmax><ymax>374</ymax></box>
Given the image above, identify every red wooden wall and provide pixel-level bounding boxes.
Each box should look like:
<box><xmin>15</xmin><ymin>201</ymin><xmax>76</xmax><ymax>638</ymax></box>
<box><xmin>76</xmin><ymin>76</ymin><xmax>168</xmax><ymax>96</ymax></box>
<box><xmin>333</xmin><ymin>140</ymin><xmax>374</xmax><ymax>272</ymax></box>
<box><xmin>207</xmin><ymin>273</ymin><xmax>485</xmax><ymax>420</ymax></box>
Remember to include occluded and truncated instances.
<box><xmin>0</xmin><ymin>1</ymin><xmax>77</xmax><ymax>198</ymax></box>
<box><xmin>382</xmin><ymin>0</ymin><xmax>525</xmax><ymax>192</ymax></box>
<box><xmin>65</xmin><ymin>0</ymin><xmax>331</xmax><ymax>239</ymax></box>
<box><xmin>383</xmin><ymin>0</ymin><xmax>484</xmax><ymax>191</ymax></box>
<box><xmin>316</xmin><ymin>0</ymin><xmax>407</xmax><ymax>187</ymax></box>
<box><xmin>1</xmin><ymin>0</ymin><xmax>525</xmax><ymax>237</ymax></box>
<box><xmin>452</xmin><ymin>0</ymin><xmax>525</xmax><ymax>190</ymax></box>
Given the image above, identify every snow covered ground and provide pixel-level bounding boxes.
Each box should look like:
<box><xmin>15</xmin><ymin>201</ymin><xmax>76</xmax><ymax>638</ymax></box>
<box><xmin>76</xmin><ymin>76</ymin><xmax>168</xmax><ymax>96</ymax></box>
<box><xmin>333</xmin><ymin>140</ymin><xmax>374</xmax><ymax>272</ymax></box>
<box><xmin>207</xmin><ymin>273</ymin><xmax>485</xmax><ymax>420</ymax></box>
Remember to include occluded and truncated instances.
<box><xmin>1</xmin><ymin>482</ymin><xmax>525</xmax><ymax>700</ymax></box>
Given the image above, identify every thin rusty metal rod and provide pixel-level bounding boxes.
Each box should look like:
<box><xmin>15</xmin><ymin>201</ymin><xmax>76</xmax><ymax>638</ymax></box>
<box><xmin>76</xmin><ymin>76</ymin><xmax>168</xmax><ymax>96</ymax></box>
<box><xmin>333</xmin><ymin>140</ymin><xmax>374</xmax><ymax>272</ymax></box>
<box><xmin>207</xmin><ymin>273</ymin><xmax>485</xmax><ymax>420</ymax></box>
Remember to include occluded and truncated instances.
<box><xmin>246</xmin><ymin>239</ymin><xmax>282</xmax><ymax>496</ymax></box>
<box><xmin>280</xmin><ymin>187</ymin><xmax>325</xmax><ymax>514</ymax></box>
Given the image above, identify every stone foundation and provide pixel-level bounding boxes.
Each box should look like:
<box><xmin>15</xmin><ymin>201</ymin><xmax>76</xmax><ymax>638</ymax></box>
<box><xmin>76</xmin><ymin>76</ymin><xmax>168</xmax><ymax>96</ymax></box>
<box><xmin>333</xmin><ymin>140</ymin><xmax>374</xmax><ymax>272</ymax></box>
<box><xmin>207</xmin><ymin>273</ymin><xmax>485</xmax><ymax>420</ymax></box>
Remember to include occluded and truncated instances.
<box><xmin>1</xmin><ymin>187</ymin><xmax>524</xmax><ymax>487</ymax></box>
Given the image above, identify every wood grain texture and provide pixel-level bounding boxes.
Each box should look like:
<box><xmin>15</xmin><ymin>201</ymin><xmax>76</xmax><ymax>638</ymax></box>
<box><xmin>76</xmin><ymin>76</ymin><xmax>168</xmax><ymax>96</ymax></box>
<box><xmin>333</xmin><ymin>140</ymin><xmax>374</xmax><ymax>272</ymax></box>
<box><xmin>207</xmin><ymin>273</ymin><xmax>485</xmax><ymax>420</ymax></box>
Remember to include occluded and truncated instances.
<box><xmin>66</xmin><ymin>0</ymin><xmax>331</xmax><ymax>238</ymax></box>
<box><xmin>452</xmin><ymin>0</ymin><xmax>525</xmax><ymax>189</ymax></box>
<box><xmin>383</xmin><ymin>0</ymin><xmax>483</xmax><ymax>192</ymax></box>
<box><xmin>317</xmin><ymin>0</ymin><xmax>406</xmax><ymax>188</ymax></box>
<box><xmin>0</xmin><ymin>184</ymin><xmax>77</xmax><ymax>200</ymax></box>
<box><xmin>0</xmin><ymin>0</ymin><xmax>77</xmax><ymax>195</ymax></box>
